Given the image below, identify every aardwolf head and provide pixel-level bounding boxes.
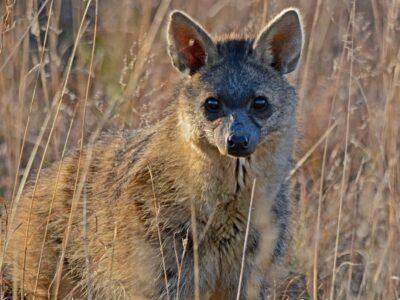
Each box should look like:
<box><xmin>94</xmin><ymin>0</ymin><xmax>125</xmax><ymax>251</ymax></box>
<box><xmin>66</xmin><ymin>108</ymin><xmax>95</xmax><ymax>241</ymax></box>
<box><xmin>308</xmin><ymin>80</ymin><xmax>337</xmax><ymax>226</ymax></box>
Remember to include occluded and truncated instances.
<box><xmin>168</xmin><ymin>9</ymin><xmax>304</xmax><ymax>158</ymax></box>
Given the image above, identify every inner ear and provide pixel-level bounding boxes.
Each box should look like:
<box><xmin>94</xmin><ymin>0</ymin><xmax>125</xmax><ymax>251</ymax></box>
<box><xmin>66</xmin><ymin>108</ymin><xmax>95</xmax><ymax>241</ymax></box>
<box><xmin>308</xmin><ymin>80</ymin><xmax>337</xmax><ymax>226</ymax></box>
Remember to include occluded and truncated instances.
<box><xmin>168</xmin><ymin>11</ymin><xmax>218</xmax><ymax>75</ymax></box>
<box><xmin>253</xmin><ymin>9</ymin><xmax>304</xmax><ymax>74</ymax></box>
<box><xmin>172</xmin><ymin>22</ymin><xmax>207</xmax><ymax>73</ymax></box>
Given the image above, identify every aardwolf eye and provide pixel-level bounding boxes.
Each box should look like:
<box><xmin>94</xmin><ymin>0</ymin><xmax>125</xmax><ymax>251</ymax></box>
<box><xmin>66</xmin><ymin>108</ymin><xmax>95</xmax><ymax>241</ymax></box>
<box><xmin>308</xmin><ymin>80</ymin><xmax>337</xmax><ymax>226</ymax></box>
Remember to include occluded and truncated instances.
<box><xmin>204</xmin><ymin>97</ymin><xmax>220</xmax><ymax>113</ymax></box>
<box><xmin>252</xmin><ymin>96</ymin><xmax>270</xmax><ymax>112</ymax></box>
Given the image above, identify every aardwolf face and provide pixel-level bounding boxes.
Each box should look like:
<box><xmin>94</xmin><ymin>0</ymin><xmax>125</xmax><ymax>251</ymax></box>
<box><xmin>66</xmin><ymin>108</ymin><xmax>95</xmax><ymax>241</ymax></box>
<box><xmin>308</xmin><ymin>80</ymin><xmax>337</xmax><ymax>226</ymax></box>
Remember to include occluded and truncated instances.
<box><xmin>168</xmin><ymin>9</ymin><xmax>304</xmax><ymax>157</ymax></box>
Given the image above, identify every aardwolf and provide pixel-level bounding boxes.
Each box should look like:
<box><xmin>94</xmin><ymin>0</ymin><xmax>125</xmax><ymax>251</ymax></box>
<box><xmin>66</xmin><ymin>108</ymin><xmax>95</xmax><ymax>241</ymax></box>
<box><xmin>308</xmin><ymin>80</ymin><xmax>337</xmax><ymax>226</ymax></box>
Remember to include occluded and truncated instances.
<box><xmin>5</xmin><ymin>7</ymin><xmax>304</xmax><ymax>299</ymax></box>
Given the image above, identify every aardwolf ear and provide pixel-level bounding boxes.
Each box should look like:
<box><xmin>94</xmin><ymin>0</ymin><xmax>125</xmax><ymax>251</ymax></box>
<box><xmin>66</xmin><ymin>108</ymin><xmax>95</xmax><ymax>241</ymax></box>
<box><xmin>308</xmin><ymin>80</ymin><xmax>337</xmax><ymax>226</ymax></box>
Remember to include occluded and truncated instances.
<box><xmin>168</xmin><ymin>10</ymin><xmax>218</xmax><ymax>75</ymax></box>
<box><xmin>253</xmin><ymin>8</ymin><xmax>304</xmax><ymax>74</ymax></box>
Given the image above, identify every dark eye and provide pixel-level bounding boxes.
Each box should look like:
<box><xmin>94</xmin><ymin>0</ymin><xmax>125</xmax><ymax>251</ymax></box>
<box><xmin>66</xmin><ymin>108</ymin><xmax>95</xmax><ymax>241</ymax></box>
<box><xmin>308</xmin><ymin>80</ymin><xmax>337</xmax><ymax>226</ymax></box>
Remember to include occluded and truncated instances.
<box><xmin>204</xmin><ymin>97</ymin><xmax>220</xmax><ymax>113</ymax></box>
<box><xmin>252</xmin><ymin>96</ymin><xmax>270</xmax><ymax>112</ymax></box>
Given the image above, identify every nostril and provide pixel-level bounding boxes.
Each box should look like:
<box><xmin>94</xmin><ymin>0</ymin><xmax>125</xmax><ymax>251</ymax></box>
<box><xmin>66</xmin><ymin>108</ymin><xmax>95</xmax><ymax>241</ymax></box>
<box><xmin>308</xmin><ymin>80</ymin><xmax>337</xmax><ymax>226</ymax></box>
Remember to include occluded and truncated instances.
<box><xmin>243</xmin><ymin>136</ymin><xmax>249</xmax><ymax>148</ymax></box>
<box><xmin>228</xmin><ymin>136</ymin><xmax>235</xmax><ymax>148</ymax></box>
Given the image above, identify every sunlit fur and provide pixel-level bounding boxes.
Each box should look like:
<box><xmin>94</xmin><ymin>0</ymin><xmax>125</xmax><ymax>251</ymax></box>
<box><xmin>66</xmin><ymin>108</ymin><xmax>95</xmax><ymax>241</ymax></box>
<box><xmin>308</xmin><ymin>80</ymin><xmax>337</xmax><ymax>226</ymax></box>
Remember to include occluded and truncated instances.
<box><xmin>5</xmin><ymin>8</ymin><xmax>304</xmax><ymax>299</ymax></box>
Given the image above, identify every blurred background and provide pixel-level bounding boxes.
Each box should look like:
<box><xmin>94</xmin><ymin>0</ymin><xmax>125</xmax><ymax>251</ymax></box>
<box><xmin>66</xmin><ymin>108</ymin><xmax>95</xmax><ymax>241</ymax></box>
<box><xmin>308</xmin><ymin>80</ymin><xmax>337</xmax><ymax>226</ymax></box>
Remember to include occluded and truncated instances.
<box><xmin>0</xmin><ymin>0</ymin><xmax>399</xmax><ymax>298</ymax></box>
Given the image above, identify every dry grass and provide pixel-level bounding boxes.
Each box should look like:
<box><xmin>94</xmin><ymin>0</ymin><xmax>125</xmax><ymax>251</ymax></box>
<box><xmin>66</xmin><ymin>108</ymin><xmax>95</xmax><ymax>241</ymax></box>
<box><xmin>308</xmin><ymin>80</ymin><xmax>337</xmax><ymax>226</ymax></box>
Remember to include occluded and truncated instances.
<box><xmin>0</xmin><ymin>0</ymin><xmax>399</xmax><ymax>299</ymax></box>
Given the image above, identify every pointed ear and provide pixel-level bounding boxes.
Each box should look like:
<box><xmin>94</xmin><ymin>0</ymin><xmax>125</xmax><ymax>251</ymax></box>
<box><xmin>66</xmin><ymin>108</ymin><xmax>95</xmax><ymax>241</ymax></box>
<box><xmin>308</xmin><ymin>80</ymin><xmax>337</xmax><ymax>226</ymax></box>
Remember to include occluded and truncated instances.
<box><xmin>253</xmin><ymin>8</ymin><xmax>304</xmax><ymax>74</ymax></box>
<box><xmin>167</xmin><ymin>10</ymin><xmax>218</xmax><ymax>75</ymax></box>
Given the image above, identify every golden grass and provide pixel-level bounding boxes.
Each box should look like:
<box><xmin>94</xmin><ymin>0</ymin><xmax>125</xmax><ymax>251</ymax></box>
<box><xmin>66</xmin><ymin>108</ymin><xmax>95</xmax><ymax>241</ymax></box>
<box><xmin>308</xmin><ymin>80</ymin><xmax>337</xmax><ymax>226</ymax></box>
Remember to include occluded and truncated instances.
<box><xmin>0</xmin><ymin>0</ymin><xmax>399</xmax><ymax>299</ymax></box>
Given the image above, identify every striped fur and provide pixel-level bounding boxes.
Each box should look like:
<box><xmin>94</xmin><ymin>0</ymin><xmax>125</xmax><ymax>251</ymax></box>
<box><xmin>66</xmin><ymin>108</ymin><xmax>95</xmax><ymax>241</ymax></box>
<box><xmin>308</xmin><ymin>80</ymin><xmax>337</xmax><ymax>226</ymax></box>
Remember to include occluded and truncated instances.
<box><xmin>5</xmin><ymin>8</ymin><xmax>304</xmax><ymax>299</ymax></box>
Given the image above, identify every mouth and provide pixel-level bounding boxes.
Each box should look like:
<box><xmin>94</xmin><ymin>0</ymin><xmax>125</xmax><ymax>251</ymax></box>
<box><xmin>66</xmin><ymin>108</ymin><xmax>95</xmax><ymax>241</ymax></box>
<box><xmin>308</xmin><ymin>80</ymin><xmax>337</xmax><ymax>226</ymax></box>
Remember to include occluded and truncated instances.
<box><xmin>226</xmin><ymin>148</ymin><xmax>254</xmax><ymax>158</ymax></box>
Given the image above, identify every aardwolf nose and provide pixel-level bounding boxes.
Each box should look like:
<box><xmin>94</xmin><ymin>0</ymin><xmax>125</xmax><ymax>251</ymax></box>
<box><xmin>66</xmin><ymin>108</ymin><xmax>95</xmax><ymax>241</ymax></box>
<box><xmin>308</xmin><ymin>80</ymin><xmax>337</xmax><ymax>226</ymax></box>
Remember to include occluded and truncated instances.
<box><xmin>227</xmin><ymin>135</ymin><xmax>249</xmax><ymax>150</ymax></box>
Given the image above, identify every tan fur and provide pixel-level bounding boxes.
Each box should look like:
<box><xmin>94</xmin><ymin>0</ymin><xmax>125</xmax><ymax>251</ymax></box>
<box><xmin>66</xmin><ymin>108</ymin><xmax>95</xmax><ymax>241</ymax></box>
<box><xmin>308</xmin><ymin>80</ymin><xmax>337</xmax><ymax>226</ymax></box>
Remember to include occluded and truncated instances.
<box><xmin>4</xmin><ymin>8</ymin><xmax>305</xmax><ymax>299</ymax></box>
<box><xmin>5</xmin><ymin>120</ymin><xmax>291</xmax><ymax>299</ymax></box>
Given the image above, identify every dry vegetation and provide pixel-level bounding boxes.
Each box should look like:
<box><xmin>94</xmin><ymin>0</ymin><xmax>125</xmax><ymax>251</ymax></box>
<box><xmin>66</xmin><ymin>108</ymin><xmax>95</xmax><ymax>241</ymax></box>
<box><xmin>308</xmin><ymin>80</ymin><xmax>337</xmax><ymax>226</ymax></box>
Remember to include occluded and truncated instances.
<box><xmin>0</xmin><ymin>0</ymin><xmax>399</xmax><ymax>299</ymax></box>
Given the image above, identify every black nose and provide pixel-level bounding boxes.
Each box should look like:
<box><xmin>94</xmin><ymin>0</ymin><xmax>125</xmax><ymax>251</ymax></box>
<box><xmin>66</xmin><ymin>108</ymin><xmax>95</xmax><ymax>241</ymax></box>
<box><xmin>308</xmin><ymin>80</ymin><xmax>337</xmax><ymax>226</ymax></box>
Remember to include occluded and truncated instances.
<box><xmin>227</xmin><ymin>135</ymin><xmax>249</xmax><ymax>150</ymax></box>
